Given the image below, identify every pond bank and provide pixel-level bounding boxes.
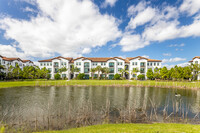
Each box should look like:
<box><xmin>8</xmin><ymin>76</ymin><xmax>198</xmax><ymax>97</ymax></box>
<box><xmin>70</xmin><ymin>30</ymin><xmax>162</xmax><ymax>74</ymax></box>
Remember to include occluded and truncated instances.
<box><xmin>0</xmin><ymin>80</ymin><xmax>200</xmax><ymax>89</ymax></box>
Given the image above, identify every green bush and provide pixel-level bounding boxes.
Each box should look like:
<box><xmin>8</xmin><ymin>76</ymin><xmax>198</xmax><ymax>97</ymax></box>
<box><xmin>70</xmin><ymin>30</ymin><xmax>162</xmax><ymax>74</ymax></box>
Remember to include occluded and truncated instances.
<box><xmin>114</xmin><ymin>73</ymin><xmax>121</xmax><ymax>80</ymax></box>
<box><xmin>54</xmin><ymin>73</ymin><xmax>61</xmax><ymax>80</ymax></box>
<box><xmin>137</xmin><ymin>74</ymin><xmax>145</xmax><ymax>80</ymax></box>
<box><xmin>77</xmin><ymin>73</ymin><xmax>85</xmax><ymax>80</ymax></box>
<box><xmin>47</xmin><ymin>74</ymin><xmax>51</xmax><ymax>80</ymax></box>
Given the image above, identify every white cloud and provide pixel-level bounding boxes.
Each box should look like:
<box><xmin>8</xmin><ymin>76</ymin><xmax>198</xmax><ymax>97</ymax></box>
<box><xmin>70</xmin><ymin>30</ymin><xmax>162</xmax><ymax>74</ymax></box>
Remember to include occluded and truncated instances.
<box><xmin>0</xmin><ymin>44</ymin><xmax>27</xmax><ymax>59</ymax></box>
<box><xmin>119</xmin><ymin>34</ymin><xmax>149</xmax><ymax>52</ymax></box>
<box><xmin>23</xmin><ymin>7</ymin><xmax>37</xmax><ymax>13</ymax></box>
<box><xmin>142</xmin><ymin>55</ymin><xmax>149</xmax><ymax>58</ymax></box>
<box><xmin>163</xmin><ymin>62</ymin><xmax>189</xmax><ymax>68</ymax></box>
<box><xmin>0</xmin><ymin>0</ymin><xmax>121</xmax><ymax>58</ymax></box>
<box><xmin>101</xmin><ymin>0</ymin><xmax>118</xmax><ymax>8</ymax></box>
<box><xmin>118</xmin><ymin>1</ymin><xmax>200</xmax><ymax>52</ymax></box>
<box><xmin>179</xmin><ymin>0</ymin><xmax>200</xmax><ymax>16</ymax></box>
<box><xmin>162</xmin><ymin>57</ymin><xmax>186</xmax><ymax>63</ymax></box>
<box><xmin>163</xmin><ymin>53</ymin><xmax>171</xmax><ymax>56</ymax></box>
<box><xmin>168</xmin><ymin>43</ymin><xmax>185</xmax><ymax>47</ymax></box>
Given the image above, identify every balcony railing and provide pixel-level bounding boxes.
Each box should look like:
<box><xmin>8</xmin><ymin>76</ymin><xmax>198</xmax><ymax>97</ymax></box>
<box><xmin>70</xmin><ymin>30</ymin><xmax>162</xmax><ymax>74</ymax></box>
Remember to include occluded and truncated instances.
<box><xmin>54</xmin><ymin>65</ymin><xmax>59</xmax><ymax>67</ymax></box>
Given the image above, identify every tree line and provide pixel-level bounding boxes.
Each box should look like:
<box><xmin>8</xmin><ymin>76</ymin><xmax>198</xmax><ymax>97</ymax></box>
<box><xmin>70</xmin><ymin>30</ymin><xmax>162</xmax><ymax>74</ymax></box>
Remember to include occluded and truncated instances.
<box><xmin>146</xmin><ymin>64</ymin><xmax>200</xmax><ymax>81</ymax></box>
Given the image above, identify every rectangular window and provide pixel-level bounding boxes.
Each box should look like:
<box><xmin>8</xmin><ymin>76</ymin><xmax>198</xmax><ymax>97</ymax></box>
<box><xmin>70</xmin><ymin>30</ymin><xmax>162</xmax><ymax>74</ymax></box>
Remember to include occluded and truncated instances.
<box><xmin>101</xmin><ymin>62</ymin><xmax>104</xmax><ymax>66</ymax></box>
<box><xmin>40</xmin><ymin>63</ymin><xmax>43</xmax><ymax>66</ymax></box>
<box><xmin>79</xmin><ymin>62</ymin><xmax>81</xmax><ymax>65</ymax></box>
<box><xmin>120</xmin><ymin>62</ymin><xmax>122</xmax><ymax>65</ymax></box>
<box><xmin>44</xmin><ymin>63</ymin><xmax>46</xmax><ymax>66</ymax></box>
<box><xmin>76</xmin><ymin>62</ymin><xmax>78</xmax><ymax>65</ymax></box>
<box><xmin>147</xmin><ymin>62</ymin><xmax>149</xmax><ymax>66</ymax></box>
<box><xmin>48</xmin><ymin>68</ymin><xmax>52</xmax><ymax>72</ymax></box>
<box><xmin>50</xmin><ymin>63</ymin><xmax>52</xmax><ymax>66</ymax></box>
<box><xmin>140</xmin><ymin>68</ymin><xmax>145</xmax><ymax>73</ymax></box>
<box><xmin>135</xmin><ymin>62</ymin><xmax>137</xmax><ymax>65</ymax></box>
<box><xmin>104</xmin><ymin>63</ymin><xmax>106</xmax><ymax>65</ymax></box>
<box><xmin>157</xmin><ymin>62</ymin><xmax>159</xmax><ymax>66</ymax></box>
<box><xmin>150</xmin><ymin>62</ymin><xmax>152</xmax><ymax>66</ymax></box>
<box><xmin>154</xmin><ymin>63</ymin><xmax>156</xmax><ymax>66</ymax></box>
<box><xmin>64</xmin><ymin>62</ymin><xmax>66</xmax><ymax>65</ymax></box>
<box><xmin>84</xmin><ymin>68</ymin><xmax>90</xmax><ymax>73</ymax></box>
<box><xmin>109</xmin><ymin>62</ymin><xmax>114</xmax><ymax>67</ymax></box>
<box><xmin>132</xmin><ymin>62</ymin><xmax>134</xmax><ymax>65</ymax></box>
<box><xmin>195</xmin><ymin>61</ymin><xmax>198</xmax><ymax>64</ymax></box>
<box><xmin>61</xmin><ymin>62</ymin><xmax>63</xmax><ymax>65</ymax></box>
<box><xmin>118</xmin><ymin>62</ymin><xmax>119</xmax><ymax>65</ymax></box>
<box><xmin>47</xmin><ymin>63</ymin><xmax>49</xmax><ymax>66</ymax></box>
<box><xmin>109</xmin><ymin>68</ymin><xmax>114</xmax><ymax>73</ymax></box>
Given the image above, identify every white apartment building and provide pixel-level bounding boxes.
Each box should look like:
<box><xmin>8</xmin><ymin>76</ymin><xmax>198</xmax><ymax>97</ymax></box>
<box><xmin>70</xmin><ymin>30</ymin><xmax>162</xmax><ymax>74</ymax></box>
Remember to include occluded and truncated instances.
<box><xmin>0</xmin><ymin>55</ymin><xmax>34</xmax><ymax>74</ymax></box>
<box><xmin>38</xmin><ymin>56</ymin><xmax>162</xmax><ymax>80</ymax></box>
<box><xmin>189</xmin><ymin>56</ymin><xmax>200</xmax><ymax>80</ymax></box>
<box><xmin>38</xmin><ymin>56</ymin><xmax>73</xmax><ymax>79</ymax></box>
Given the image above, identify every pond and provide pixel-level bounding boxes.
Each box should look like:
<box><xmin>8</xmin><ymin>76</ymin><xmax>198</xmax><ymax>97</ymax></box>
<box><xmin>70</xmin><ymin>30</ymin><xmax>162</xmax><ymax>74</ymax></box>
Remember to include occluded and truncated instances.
<box><xmin>0</xmin><ymin>86</ymin><xmax>199</xmax><ymax>130</ymax></box>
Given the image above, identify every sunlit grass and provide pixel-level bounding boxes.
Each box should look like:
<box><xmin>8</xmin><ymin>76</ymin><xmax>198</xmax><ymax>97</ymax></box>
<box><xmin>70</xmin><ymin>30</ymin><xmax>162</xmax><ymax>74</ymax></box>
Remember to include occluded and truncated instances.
<box><xmin>36</xmin><ymin>123</ymin><xmax>200</xmax><ymax>133</ymax></box>
<box><xmin>0</xmin><ymin>80</ymin><xmax>199</xmax><ymax>89</ymax></box>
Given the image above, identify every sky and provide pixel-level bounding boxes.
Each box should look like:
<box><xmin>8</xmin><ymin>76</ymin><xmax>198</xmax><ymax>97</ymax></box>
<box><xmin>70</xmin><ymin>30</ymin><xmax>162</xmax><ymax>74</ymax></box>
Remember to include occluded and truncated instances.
<box><xmin>0</xmin><ymin>0</ymin><xmax>200</xmax><ymax>67</ymax></box>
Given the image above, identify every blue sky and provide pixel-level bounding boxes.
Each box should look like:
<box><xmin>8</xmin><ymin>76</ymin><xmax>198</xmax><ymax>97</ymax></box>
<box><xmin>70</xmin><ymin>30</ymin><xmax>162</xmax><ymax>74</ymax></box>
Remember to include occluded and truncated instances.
<box><xmin>0</xmin><ymin>0</ymin><xmax>200</xmax><ymax>67</ymax></box>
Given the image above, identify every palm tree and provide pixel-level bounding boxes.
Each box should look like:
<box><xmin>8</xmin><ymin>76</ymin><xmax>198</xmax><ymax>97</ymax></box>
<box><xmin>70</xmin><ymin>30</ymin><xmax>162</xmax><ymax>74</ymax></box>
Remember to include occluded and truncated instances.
<box><xmin>90</xmin><ymin>68</ymin><xmax>96</xmax><ymax>79</ymax></box>
<box><xmin>103</xmin><ymin>67</ymin><xmax>110</xmax><ymax>80</ymax></box>
<box><xmin>74</xmin><ymin>66</ymin><xmax>80</xmax><ymax>78</ymax></box>
<box><xmin>131</xmin><ymin>67</ymin><xmax>139</xmax><ymax>79</ymax></box>
<box><xmin>190</xmin><ymin>63</ymin><xmax>200</xmax><ymax>80</ymax></box>
<box><xmin>120</xmin><ymin>66</ymin><xmax>129</xmax><ymax>79</ymax></box>
<box><xmin>95</xmin><ymin>66</ymin><xmax>102</xmax><ymax>80</ymax></box>
<box><xmin>0</xmin><ymin>65</ymin><xmax>5</xmax><ymax>80</ymax></box>
<box><xmin>58</xmin><ymin>67</ymin><xmax>68</xmax><ymax>79</ymax></box>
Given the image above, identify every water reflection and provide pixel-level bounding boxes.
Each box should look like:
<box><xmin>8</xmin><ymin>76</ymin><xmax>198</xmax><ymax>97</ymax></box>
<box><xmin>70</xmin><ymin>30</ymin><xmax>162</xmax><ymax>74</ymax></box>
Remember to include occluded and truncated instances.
<box><xmin>0</xmin><ymin>86</ymin><xmax>199</xmax><ymax>122</ymax></box>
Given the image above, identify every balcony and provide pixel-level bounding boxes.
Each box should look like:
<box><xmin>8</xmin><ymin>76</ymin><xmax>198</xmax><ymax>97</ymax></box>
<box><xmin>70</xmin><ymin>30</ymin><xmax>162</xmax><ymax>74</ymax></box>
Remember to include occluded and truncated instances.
<box><xmin>54</xmin><ymin>65</ymin><xmax>59</xmax><ymax>67</ymax></box>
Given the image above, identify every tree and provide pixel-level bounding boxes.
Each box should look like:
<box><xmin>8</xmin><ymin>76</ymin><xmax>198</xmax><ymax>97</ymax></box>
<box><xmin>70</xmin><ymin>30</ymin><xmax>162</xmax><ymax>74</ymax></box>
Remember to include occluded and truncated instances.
<box><xmin>0</xmin><ymin>65</ymin><xmax>5</xmax><ymax>80</ymax></box>
<box><xmin>160</xmin><ymin>67</ymin><xmax>168</xmax><ymax>80</ymax></box>
<box><xmin>114</xmin><ymin>73</ymin><xmax>121</xmax><ymax>80</ymax></box>
<box><xmin>147</xmin><ymin>68</ymin><xmax>154</xmax><ymax>80</ymax></box>
<box><xmin>190</xmin><ymin>63</ymin><xmax>200</xmax><ymax>80</ymax></box>
<box><xmin>77</xmin><ymin>73</ymin><xmax>85</xmax><ymax>80</ymax></box>
<box><xmin>119</xmin><ymin>66</ymin><xmax>129</xmax><ymax>79</ymax></box>
<box><xmin>137</xmin><ymin>74</ymin><xmax>145</xmax><ymax>80</ymax></box>
<box><xmin>58</xmin><ymin>67</ymin><xmax>68</xmax><ymax>73</ymax></box>
<box><xmin>183</xmin><ymin>66</ymin><xmax>192</xmax><ymax>80</ymax></box>
<box><xmin>131</xmin><ymin>68</ymin><xmax>139</xmax><ymax>78</ymax></box>
<box><xmin>54</xmin><ymin>73</ymin><xmax>61</xmax><ymax>80</ymax></box>
<box><xmin>95</xmin><ymin>66</ymin><xmax>102</xmax><ymax>80</ymax></box>
<box><xmin>90</xmin><ymin>68</ymin><xmax>96</xmax><ymax>80</ymax></box>
<box><xmin>12</xmin><ymin>64</ymin><xmax>22</xmax><ymax>79</ymax></box>
<box><xmin>153</xmin><ymin>67</ymin><xmax>161</xmax><ymax>80</ymax></box>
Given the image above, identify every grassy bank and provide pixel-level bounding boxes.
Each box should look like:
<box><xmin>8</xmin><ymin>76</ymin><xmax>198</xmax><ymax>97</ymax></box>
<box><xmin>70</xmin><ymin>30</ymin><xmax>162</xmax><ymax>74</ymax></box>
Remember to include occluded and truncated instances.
<box><xmin>0</xmin><ymin>80</ymin><xmax>200</xmax><ymax>89</ymax></box>
<box><xmin>36</xmin><ymin>123</ymin><xmax>200</xmax><ymax>133</ymax></box>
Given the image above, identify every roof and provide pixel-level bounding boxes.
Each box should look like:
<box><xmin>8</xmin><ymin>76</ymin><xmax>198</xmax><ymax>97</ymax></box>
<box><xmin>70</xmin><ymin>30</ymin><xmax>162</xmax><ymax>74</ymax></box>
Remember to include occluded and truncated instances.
<box><xmin>126</xmin><ymin>56</ymin><xmax>162</xmax><ymax>62</ymax></box>
<box><xmin>38</xmin><ymin>56</ymin><xmax>73</xmax><ymax>62</ymax></box>
<box><xmin>22</xmin><ymin>60</ymin><xmax>33</xmax><ymax>63</ymax></box>
<box><xmin>192</xmin><ymin>56</ymin><xmax>200</xmax><ymax>60</ymax></box>
<box><xmin>1</xmin><ymin>55</ymin><xmax>33</xmax><ymax>64</ymax></box>
<box><xmin>82</xmin><ymin>57</ymin><xmax>117</xmax><ymax>62</ymax></box>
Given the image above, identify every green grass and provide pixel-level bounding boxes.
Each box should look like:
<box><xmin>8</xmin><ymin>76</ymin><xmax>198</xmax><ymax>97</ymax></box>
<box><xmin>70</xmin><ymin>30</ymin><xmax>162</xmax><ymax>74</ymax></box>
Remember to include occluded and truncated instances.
<box><xmin>0</xmin><ymin>80</ymin><xmax>200</xmax><ymax>89</ymax></box>
<box><xmin>36</xmin><ymin>123</ymin><xmax>200</xmax><ymax>133</ymax></box>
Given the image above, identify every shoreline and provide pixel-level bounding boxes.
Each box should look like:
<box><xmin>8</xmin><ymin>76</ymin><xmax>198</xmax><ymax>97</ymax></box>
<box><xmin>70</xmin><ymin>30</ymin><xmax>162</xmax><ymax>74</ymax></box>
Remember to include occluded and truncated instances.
<box><xmin>0</xmin><ymin>80</ymin><xmax>200</xmax><ymax>89</ymax></box>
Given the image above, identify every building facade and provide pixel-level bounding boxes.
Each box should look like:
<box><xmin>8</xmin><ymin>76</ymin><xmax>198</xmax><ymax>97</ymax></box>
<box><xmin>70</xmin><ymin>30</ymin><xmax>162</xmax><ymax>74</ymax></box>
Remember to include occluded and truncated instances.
<box><xmin>189</xmin><ymin>56</ymin><xmax>200</xmax><ymax>80</ymax></box>
<box><xmin>0</xmin><ymin>55</ymin><xmax>34</xmax><ymax>74</ymax></box>
<box><xmin>38</xmin><ymin>56</ymin><xmax>162</xmax><ymax>80</ymax></box>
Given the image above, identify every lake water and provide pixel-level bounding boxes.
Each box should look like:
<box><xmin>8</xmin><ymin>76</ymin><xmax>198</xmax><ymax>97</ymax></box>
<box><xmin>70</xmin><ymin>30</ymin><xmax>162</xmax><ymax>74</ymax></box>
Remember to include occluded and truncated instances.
<box><xmin>0</xmin><ymin>86</ymin><xmax>199</xmax><ymax>127</ymax></box>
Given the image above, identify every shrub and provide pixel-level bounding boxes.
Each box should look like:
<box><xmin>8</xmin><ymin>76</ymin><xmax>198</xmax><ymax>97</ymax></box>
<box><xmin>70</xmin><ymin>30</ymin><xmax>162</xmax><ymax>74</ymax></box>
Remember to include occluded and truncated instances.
<box><xmin>137</xmin><ymin>74</ymin><xmax>145</xmax><ymax>80</ymax></box>
<box><xmin>114</xmin><ymin>73</ymin><xmax>121</xmax><ymax>80</ymax></box>
<box><xmin>54</xmin><ymin>73</ymin><xmax>61</xmax><ymax>80</ymax></box>
<box><xmin>77</xmin><ymin>73</ymin><xmax>85</xmax><ymax>80</ymax></box>
<box><xmin>47</xmin><ymin>74</ymin><xmax>51</xmax><ymax>80</ymax></box>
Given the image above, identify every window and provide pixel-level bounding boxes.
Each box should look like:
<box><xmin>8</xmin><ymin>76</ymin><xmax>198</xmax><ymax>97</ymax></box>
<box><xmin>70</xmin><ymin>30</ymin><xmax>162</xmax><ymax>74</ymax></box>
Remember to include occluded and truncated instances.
<box><xmin>79</xmin><ymin>62</ymin><xmax>81</xmax><ymax>65</ymax></box>
<box><xmin>140</xmin><ymin>68</ymin><xmax>145</xmax><ymax>73</ymax></box>
<box><xmin>104</xmin><ymin>63</ymin><xmax>106</xmax><ymax>65</ymax></box>
<box><xmin>44</xmin><ymin>63</ymin><xmax>46</xmax><ymax>66</ymax></box>
<box><xmin>118</xmin><ymin>62</ymin><xmax>119</xmax><ymax>65</ymax></box>
<box><xmin>195</xmin><ymin>61</ymin><xmax>198</xmax><ymax>64</ymax></box>
<box><xmin>109</xmin><ymin>62</ymin><xmax>114</xmax><ymax>67</ymax></box>
<box><xmin>132</xmin><ymin>62</ymin><xmax>134</xmax><ymax>65</ymax></box>
<box><xmin>150</xmin><ymin>62</ymin><xmax>152</xmax><ymax>66</ymax></box>
<box><xmin>135</xmin><ymin>62</ymin><xmax>137</xmax><ymax>65</ymax></box>
<box><xmin>109</xmin><ymin>68</ymin><xmax>114</xmax><ymax>73</ymax></box>
<box><xmin>154</xmin><ymin>63</ymin><xmax>156</xmax><ymax>66</ymax></box>
<box><xmin>121</xmin><ymin>62</ymin><xmax>122</xmax><ymax>65</ymax></box>
<box><xmin>140</xmin><ymin>62</ymin><xmax>145</xmax><ymax>67</ymax></box>
<box><xmin>84</xmin><ymin>68</ymin><xmax>90</xmax><ymax>73</ymax></box>
<box><xmin>47</xmin><ymin>63</ymin><xmax>49</xmax><ymax>66</ymax></box>
<box><xmin>76</xmin><ymin>62</ymin><xmax>78</xmax><ymax>65</ymax></box>
<box><xmin>61</xmin><ymin>62</ymin><xmax>63</xmax><ymax>65</ymax></box>
<box><xmin>101</xmin><ymin>62</ymin><xmax>104</xmax><ymax>66</ymax></box>
<box><xmin>64</xmin><ymin>62</ymin><xmax>66</xmax><ymax>66</ymax></box>
<box><xmin>147</xmin><ymin>62</ymin><xmax>149</xmax><ymax>66</ymax></box>
<box><xmin>84</xmin><ymin>62</ymin><xmax>90</xmax><ymax>67</ymax></box>
<box><xmin>40</xmin><ymin>63</ymin><xmax>43</xmax><ymax>66</ymax></box>
<box><xmin>118</xmin><ymin>68</ymin><xmax>122</xmax><ymax>72</ymax></box>
<box><xmin>48</xmin><ymin>68</ymin><xmax>52</xmax><ymax>72</ymax></box>
<box><xmin>157</xmin><ymin>62</ymin><xmax>159</xmax><ymax>66</ymax></box>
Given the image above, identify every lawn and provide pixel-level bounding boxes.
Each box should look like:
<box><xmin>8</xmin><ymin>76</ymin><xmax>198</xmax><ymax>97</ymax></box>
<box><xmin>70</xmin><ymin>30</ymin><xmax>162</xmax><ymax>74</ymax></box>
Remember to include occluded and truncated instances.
<box><xmin>36</xmin><ymin>123</ymin><xmax>200</xmax><ymax>133</ymax></box>
<box><xmin>0</xmin><ymin>80</ymin><xmax>200</xmax><ymax>89</ymax></box>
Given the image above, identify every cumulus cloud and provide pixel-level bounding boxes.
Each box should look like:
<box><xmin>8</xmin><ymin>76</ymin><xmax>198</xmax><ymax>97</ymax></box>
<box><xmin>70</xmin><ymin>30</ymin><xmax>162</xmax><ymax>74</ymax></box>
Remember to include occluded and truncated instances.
<box><xmin>179</xmin><ymin>0</ymin><xmax>200</xmax><ymax>16</ymax></box>
<box><xmin>0</xmin><ymin>44</ymin><xmax>27</xmax><ymax>58</ymax></box>
<box><xmin>101</xmin><ymin>0</ymin><xmax>118</xmax><ymax>8</ymax></box>
<box><xmin>0</xmin><ymin>0</ymin><xmax>121</xmax><ymax>58</ymax></box>
<box><xmin>142</xmin><ymin>55</ymin><xmax>149</xmax><ymax>58</ymax></box>
<box><xmin>118</xmin><ymin>1</ymin><xmax>200</xmax><ymax>52</ymax></box>
<box><xmin>162</xmin><ymin>57</ymin><xmax>186</xmax><ymax>63</ymax></box>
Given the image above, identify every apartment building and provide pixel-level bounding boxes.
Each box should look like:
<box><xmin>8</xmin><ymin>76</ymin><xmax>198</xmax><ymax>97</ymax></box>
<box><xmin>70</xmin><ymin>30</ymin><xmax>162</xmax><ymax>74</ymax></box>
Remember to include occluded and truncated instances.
<box><xmin>38</xmin><ymin>56</ymin><xmax>73</xmax><ymax>79</ymax></box>
<box><xmin>0</xmin><ymin>55</ymin><xmax>34</xmax><ymax>73</ymax></box>
<box><xmin>38</xmin><ymin>56</ymin><xmax>162</xmax><ymax>80</ymax></box>
<box><xmin>189</xmin><ymin>56</ymin><xmax>200</xmax><ymax>80</ymax></box>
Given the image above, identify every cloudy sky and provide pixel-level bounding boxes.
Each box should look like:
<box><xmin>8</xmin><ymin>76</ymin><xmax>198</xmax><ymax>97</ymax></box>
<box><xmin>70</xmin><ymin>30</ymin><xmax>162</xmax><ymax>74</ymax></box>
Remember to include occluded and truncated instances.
<box><xmin>0</xmin><ymin>0</ymin><xmax>200</xmax><ymax>67</ymax></box>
